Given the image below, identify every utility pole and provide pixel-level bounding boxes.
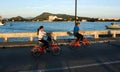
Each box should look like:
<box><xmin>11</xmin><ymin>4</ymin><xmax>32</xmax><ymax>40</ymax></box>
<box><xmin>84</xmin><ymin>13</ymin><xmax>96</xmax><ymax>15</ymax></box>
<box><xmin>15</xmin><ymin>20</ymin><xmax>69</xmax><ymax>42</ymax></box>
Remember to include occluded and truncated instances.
<box><xmin>75</xmin><ymin>0</ymin><xmax>77</xmax><ymax>24</ymax></box>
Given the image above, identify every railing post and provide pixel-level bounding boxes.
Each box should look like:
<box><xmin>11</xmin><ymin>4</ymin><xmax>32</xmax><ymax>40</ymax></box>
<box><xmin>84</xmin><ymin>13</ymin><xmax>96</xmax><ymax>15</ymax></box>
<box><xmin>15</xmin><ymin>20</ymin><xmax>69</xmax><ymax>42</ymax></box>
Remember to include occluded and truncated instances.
<box><xmin>4</xmin><ymin>37</ymin><xmax>8</xmax><ymax>42</ymax></box>
<box><xmin>53</xmin><ymin>35</ymin><xmax>57</xmax><ymax>40</ymax></box>
<box><xmin>112</xmin><ymin>31</ymin><xmax>116</xmax><ymax>38</ymax></box>
<box><xmin>94</xmin><ymin>32</ymin><xmax>99</xmax><ymax>39</ymax></box>
<box><xmin>51</xmin><ymin>32</ymin><xmax>57</xmax><ymax>40</ymax></box>
<box><xmin>30</xmin><ymin>37</ymin><xmax>33</xmax><ymax>42</ymax></box>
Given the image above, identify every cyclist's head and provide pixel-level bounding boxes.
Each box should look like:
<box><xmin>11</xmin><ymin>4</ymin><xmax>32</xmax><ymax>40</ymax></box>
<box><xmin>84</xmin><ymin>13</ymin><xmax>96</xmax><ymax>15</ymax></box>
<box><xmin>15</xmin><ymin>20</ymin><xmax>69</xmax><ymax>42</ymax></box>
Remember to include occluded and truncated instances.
<box><xmin>39</xmin><ymin>26</ymin><xmax>44</xmax><ymax>31</ymax></box>
<box><xmin>39</xmin><ymin>26</ymin><xmax>44</xmax><ymax>29</ymax></box>
<box><xmin>75</xmin><ymin>22</ymin><xmax>80</xmax><ymax>26</ymax></box>
<box><xmin>37</xmin><ymin>26</ymin><xmax>44</xmax><ymax>35</ymax></box>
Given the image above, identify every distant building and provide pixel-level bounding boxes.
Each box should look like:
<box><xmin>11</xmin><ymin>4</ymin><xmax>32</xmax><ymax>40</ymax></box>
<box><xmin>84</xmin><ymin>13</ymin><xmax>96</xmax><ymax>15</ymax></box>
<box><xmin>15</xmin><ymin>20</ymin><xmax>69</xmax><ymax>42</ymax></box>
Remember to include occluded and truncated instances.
<box><xmin>12</xmin><ymin>19</ymin><xmax>14</xmax><ymax>22</ymax></box>
<box><xmin>81</xmin><ymin>19</ymin><xmax>87</xmax><ymax>22</ymax></box>
<box><xmin>98</xmin><ymin>18</ymin><xmax>105</xmax><ymax>21</ymax></box>
<box><xmin>48</xmin><ymin>15</ymin><xmax>58</xmax><ymax>22</ymax></box>
<box><xmin>114</xmin><ymin>18</ymin><xmax>119</xmax><ymax>20</ymax></box>
<box><xmin>37</xmin><ymin>19</ymin><xmax>39</xmax><ymax>22</ymax></box>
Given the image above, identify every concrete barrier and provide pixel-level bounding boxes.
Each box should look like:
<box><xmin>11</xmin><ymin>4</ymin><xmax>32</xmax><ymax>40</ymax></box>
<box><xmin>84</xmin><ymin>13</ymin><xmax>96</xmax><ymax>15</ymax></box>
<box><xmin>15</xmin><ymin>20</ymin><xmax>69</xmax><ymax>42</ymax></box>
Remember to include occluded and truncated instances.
<box><xmin>51</xmin><ymin>30</ymin><xmax>120</xmax><ymax>40</ymax></box>
<box><xmin>0</xmin><ymin>30</ymin><xmax>120</xmax><ymax>42</ymax></box>
<box><xmin>0</xmin><ymin>32</ymin><xmax>37</xmax><ymax>42</ymax></box>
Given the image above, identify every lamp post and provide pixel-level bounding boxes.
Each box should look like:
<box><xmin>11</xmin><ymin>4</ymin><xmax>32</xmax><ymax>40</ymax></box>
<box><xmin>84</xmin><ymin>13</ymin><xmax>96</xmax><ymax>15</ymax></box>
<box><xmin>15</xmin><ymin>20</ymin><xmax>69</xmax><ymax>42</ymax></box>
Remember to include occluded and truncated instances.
<box><xmin>75</xmin><ymin>0</ymin><xmax>77</xmax><ymax>24</ymax></box>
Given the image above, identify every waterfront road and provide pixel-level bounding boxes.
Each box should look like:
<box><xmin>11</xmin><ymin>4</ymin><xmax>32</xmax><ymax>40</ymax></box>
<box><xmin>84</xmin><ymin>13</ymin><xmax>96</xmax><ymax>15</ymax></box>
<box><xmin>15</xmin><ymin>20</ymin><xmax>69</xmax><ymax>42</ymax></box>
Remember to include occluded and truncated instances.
<box><xmin>0</xmin><ymin>41</ymin><xmax>120</xmax><ymax>72</ymax></box>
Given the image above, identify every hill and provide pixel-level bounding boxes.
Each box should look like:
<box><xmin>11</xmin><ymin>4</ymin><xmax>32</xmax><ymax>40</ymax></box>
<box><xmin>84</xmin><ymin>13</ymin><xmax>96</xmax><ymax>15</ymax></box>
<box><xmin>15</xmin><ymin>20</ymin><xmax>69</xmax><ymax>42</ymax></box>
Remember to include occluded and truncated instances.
<box><xmin>32</xmin><ymin>12</ymin><xmax>90</xmax><ymax>21</ymax></box>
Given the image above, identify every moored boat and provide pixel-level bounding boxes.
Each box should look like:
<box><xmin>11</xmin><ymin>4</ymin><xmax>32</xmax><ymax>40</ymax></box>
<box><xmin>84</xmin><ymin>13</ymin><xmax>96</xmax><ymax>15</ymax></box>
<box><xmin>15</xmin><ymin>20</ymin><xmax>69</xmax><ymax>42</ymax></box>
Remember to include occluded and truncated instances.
<box><xmin>105</xmin><ymin>23</ymin><xmax>120</xmax><ymax>29</ymax></box>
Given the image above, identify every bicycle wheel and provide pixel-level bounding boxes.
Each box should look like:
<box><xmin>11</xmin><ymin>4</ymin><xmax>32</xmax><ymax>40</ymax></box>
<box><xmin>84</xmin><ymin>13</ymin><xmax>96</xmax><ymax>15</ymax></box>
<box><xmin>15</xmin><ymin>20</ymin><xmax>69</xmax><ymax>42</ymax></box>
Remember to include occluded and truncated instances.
<box><xmin>51</xmin><ymin>46</ymin><xmax>61</xmax><ymax>56</ymax></box>
<box><xmin>31</xmin><ymin>46</ymin><xmax>42</xmax><ymax>57</ymax></box>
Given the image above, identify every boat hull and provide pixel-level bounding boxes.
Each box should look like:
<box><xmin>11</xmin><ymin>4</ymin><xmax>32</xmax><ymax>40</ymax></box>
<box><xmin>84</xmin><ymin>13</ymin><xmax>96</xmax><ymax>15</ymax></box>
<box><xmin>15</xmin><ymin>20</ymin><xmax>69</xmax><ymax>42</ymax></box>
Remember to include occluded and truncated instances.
<box><xmin>106</xmin><ymin>26</ymin><xmax>120</xmax><ymax>29</ymax></box>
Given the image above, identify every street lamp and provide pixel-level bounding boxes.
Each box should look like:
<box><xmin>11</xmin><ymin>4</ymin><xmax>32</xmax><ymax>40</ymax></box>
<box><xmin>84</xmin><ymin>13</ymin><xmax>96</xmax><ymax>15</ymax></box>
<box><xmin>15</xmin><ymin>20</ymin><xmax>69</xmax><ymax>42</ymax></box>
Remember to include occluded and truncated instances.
<box><xmin>75</xmin><ymin>0</ymin><xmax>77</xmax><ymax>24</ymax></box>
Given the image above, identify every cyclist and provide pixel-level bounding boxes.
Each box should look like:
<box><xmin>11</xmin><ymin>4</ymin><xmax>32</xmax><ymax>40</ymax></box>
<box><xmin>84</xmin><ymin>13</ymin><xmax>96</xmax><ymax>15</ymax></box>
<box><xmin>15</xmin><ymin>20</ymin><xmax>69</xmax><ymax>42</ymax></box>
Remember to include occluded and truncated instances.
<box><xmin>73</xmin><ymin>22</ymin><xmax>84</xmax><ymax>42</ymax></box>
<box><xmin>37</xmin><ymin>26</ymin><xmax>49</xmax><ymax>48</ymax></box>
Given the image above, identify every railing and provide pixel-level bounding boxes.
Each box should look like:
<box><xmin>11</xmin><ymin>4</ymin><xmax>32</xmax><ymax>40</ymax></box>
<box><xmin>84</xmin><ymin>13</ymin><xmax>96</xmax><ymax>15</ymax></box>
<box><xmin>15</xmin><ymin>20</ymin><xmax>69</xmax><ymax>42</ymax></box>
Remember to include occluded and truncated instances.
<box><xmin>0</xmin><ymin>32</ymin><xmax>37</xmax><ymax>42</ymax></box>
<box><xmin>51</xmin><ymin>30</ymin><xmax>120</xmax><ymax>40</ymax></box>
<box><xmin>0</xmin><ymin>30</ymin><xmax>120</xmax><ymax>42</ymax></box>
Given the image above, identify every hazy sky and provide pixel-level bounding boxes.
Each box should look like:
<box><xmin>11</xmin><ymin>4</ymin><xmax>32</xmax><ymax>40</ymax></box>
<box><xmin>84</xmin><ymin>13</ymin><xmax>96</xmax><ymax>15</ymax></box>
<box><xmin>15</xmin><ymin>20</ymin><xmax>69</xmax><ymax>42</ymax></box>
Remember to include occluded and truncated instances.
<box><xmin>0</xmin><ymin>0</ymin><xmax>120</xmax><ymax>18</ymax></box>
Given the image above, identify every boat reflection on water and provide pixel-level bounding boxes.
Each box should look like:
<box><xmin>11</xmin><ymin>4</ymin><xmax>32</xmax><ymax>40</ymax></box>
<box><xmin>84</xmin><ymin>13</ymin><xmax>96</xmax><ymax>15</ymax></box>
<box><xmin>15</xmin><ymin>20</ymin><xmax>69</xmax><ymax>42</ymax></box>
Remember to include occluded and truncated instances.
<box><xmin>105</xmin><ymin>23</ymin><xmax>120</xmax><ymax>29</ymax></box>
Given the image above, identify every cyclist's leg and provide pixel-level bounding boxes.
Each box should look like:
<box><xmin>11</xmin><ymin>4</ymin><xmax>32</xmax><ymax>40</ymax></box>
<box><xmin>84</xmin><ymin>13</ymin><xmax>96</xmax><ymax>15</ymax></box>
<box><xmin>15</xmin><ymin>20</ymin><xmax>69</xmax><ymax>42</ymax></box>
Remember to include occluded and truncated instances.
<box><xmin>79</xmin><ymin>34</ymin><xmax>84</xmax><ymax>41</ymax></box>
<box><xmin>75</xmin><ymin>33</ymin><xmax>83</xmax><ymax>41</ymax></box>
<box><xmin>38</xmin><ymin>40</ymin><xmax>44</xmax><ymax>46</ymax></box>
<box><xmin>39</xmin><ymin>40</ymin><xmax>48</xmax><ymax>48</ymax></box>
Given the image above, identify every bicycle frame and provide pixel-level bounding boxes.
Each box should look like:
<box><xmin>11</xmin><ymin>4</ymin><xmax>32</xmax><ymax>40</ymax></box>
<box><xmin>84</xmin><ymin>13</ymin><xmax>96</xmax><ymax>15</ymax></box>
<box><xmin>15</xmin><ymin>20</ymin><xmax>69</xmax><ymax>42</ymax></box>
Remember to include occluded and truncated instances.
<box><xmin>69</xmin><ymin>38</ymin><xmax>89</xmax><ymax>47</ymax></box>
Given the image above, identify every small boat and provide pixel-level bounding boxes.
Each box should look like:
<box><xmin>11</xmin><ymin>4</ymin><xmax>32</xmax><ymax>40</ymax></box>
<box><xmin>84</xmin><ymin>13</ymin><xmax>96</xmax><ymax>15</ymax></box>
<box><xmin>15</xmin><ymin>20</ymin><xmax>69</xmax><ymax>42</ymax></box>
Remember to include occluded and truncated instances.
<box><xmin>105</xmin><ymin>23</ymin><xmax>120</xmax><ymax>29</ymax></box>
<box><xmin>0</xmin><ymin>22</ymin><xmax>5</xmax><ymax>26</ymax></box>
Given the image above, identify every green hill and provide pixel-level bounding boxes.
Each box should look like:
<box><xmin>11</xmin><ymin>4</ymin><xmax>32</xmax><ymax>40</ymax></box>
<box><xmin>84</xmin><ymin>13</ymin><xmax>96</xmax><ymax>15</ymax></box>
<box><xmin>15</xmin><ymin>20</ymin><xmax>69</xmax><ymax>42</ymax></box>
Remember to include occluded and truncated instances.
<box><xmin>32</xmin><ymin>12</ymin><xmax>90</xmax><ymax>21</ymax></box>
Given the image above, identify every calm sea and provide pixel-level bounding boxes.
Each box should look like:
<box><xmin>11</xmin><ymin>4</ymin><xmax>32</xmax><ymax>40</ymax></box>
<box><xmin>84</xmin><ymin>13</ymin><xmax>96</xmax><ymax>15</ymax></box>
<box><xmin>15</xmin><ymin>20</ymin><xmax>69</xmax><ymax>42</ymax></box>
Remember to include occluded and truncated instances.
<box><xmin>1</xmin><ymin>22</ymin><xmax>120</xmax><ymax>33</ymax></box>
<box><xmin>0</xmin><ymin>22</ymin><xmax>120</xmax><ymax>42</ymax></box>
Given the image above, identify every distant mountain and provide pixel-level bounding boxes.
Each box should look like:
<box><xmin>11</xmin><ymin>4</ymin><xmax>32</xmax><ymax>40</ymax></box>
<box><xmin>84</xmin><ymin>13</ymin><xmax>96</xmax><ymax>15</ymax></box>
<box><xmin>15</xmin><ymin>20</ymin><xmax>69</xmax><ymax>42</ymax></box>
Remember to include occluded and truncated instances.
<box><xmin>9</xmin><ymin>16</ymin><xmax>26</xmax><ymax>21</ymax></box>
<box><xmin>33</xmin><ymin>12</ymin><xmax>52</xmax><ymax>20</ymax></box>
<box><xmin>32</xmin><ymin>12</ymin><xmax>84</xmax><ymax>21</ymax></box>
<box><xmin>32</xmin><ymin>12</ymin><xmax>92</xmax><ymax>21</ymax></box>
<box><xmin>3</xmin><ymin>12</ymin><xmax>119</xmax><ymax>22</ymax></box>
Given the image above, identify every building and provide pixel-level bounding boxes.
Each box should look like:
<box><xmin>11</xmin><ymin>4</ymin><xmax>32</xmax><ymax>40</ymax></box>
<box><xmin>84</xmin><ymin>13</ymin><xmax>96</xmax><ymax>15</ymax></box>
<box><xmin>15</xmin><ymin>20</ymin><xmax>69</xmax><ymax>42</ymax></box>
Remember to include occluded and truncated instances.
<box><xmin>81</xmin><ymin>19</ymin><xmax>87</xmax><ymax>22</ymax></box>
<box><xmin>48</xmin><ymin>15</ymin><xmax>58</xmax><ymax>22</ymax></box>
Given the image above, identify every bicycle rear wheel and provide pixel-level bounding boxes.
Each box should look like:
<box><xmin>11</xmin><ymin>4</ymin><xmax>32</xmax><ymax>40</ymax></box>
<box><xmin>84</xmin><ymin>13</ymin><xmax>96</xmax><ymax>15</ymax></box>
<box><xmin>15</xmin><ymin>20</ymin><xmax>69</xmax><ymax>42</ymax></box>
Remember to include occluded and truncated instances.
<box><xmin>31</xmin><ymin>46</ymin><xmax>42</xmax><ymax>57</ymax></box>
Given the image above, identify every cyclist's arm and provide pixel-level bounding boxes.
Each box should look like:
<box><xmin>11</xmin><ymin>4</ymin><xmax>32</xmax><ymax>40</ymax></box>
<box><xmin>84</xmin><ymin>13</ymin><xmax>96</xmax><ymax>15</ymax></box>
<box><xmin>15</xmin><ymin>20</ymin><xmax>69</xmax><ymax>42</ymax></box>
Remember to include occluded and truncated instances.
<box><xmin>78</xmin><ymin>30</ymin><xmax>85</xmax><ymax>34</ymax></box>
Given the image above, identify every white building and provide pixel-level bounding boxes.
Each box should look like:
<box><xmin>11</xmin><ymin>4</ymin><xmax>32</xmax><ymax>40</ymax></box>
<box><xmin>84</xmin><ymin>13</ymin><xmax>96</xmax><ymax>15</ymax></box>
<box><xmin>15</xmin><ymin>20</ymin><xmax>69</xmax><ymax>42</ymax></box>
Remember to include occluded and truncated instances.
<box><xmin>48</xmin><ymin>15</ymin><xmax>58</xmax><ymax>22</ymax></box>
<box><xmin>81</xmin><ymin>19</ymin><xmax>87</xmax><ymax>22</ymax></box>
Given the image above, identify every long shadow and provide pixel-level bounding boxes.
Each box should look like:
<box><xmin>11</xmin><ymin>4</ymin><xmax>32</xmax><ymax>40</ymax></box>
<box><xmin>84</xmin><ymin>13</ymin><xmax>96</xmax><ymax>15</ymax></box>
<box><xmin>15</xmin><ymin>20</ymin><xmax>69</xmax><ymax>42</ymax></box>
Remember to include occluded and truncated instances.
<box><xmin>1</xmin><ymin>42</ymin><xmax>120</xmax><ymax>72</ymax></box>
<box><xmin>92</xmin><ymin>55</ymin><xmax>116</xmax><ymax>72</ymax></box>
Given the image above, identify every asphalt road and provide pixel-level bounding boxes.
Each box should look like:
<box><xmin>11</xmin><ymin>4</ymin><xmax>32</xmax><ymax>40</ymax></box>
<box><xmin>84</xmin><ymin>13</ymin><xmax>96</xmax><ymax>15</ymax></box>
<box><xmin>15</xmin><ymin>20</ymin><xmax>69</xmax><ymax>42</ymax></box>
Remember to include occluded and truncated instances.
<box><xmin>0</xmin><ymin>42</ymin><xmax>120</xmax><ymax>72</ymax></box>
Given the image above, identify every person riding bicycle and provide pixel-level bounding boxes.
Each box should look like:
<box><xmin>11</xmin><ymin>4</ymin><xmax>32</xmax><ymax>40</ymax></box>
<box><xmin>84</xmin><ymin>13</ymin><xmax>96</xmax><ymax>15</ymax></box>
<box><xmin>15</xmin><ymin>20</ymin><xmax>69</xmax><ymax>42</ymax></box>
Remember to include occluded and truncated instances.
<box><xmin>37</xmin><ymin>26</ymin><xmax>49</xmax><ymax>49</ymax></box>
<box><xmin>73</xmin><ymin>22</ymin><xmax>84</xmax><ymax>42</ymax></box>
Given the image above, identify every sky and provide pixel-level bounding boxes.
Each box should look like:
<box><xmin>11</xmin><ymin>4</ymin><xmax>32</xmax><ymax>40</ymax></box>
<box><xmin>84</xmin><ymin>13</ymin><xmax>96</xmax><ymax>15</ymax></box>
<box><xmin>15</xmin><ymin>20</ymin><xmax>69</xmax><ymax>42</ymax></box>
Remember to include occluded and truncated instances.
<box><xmin>0</xmin><ymin>0</ymin><xmax>120</xmax><ymax>18</ymax></box>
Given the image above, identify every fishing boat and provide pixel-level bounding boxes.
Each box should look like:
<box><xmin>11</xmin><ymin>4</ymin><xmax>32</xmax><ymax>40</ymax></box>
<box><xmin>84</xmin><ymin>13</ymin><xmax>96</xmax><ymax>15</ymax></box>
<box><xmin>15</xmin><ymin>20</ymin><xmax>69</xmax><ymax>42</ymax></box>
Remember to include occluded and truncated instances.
<box><xmin>105</xmin><ymin>23</ymin><xmax>120</xmax><ymax>29</ymax></box>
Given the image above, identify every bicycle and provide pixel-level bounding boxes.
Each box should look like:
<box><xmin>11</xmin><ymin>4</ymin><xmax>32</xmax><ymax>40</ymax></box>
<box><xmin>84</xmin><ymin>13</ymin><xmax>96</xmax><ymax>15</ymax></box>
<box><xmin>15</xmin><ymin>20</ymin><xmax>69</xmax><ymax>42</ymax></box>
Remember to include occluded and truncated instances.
<box><xmin>69</xmin><ymin>37</ymin><xmax>90</xmax><ymax>48</ymax></box>
<box><xmin>31</xmin><ymin>35</ymin><xmax>61</xmax><ymax>57</ymax></box>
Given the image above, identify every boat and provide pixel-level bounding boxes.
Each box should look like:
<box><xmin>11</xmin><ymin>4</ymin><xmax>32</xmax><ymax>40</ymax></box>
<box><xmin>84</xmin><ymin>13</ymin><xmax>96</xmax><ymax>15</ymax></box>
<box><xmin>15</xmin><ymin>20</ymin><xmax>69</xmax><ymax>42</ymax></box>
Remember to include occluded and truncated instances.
<box><xmin>105</xmin><ymin>23</ymin><xmax>120</xmax><ymax>29</ymax></box>
<box><xmin>0</xmin><ymin>22</ymin><xmax>5</xmax><ymax>26</ymax></box>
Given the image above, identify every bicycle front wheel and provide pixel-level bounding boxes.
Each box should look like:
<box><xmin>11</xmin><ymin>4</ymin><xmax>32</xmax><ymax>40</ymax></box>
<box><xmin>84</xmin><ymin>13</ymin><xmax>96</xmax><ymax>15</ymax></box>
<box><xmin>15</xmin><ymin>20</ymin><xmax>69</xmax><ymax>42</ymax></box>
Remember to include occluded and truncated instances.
<box><xmin>51</xmin><ymin>46</ymin><xmax>61</xmax><ymax>56</ymax></box>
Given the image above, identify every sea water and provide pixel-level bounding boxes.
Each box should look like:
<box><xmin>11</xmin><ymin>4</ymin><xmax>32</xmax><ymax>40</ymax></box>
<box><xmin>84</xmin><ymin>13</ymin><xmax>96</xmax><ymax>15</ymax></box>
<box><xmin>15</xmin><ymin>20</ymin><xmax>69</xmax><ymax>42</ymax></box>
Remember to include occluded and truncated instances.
<box><xmin>0</xmin><ymin>22</ymin><xmax>120</xmax><ymax>42</ymax></box>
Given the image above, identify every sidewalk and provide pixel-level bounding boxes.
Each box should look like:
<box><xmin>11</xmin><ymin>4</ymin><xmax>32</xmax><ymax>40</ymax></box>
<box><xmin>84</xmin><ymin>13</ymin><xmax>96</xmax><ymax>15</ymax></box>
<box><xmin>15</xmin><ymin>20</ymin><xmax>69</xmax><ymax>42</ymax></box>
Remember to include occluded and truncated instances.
<box><xmin>0</xmin><ymin>41</ymin><xmax>37</xmax><ymax>48</ymax></box>
<box><xmin>0</xmin><ymin>38</ymin><xmax>120</xmax><ymax>48</ymax></box>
